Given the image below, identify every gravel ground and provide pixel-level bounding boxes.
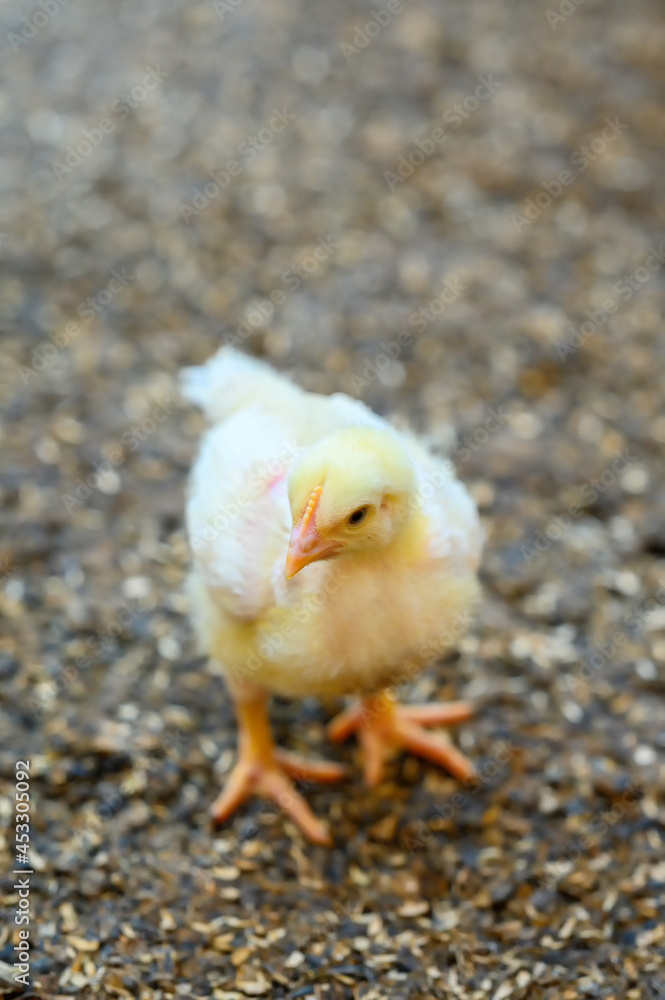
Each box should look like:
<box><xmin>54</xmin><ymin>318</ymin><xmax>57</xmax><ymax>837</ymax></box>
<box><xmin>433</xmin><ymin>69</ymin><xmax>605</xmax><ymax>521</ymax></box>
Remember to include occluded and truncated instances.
<box><xmin>1</xmin><ymin>0</ymin><xmax>665</xmax><ymax>997</ymax></box>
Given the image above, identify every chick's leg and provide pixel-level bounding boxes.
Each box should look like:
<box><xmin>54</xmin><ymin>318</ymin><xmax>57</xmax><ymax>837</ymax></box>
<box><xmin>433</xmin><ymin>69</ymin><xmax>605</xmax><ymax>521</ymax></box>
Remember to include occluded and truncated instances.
<box><xmin>329</xmin><ymin>690</ymin><xmax>476</xmax><ymax>787</ymax></box>
<box><xmin>211</xmin><ymin>691</ymin><xmax>346</xmax><ymax>845</ymax></box>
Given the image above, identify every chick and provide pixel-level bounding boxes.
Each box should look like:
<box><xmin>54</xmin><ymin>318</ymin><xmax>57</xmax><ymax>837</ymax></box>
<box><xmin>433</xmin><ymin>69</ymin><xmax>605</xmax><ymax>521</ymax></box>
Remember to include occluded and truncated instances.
<box><xmin>182</xmin><ymin>347</ymin><xmax>483</xmax><ymax>844</ymax></box>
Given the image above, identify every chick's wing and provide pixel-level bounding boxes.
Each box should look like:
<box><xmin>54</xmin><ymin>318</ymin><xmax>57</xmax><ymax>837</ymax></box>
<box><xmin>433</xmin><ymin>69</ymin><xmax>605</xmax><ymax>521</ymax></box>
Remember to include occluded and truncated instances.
<box><xmin>186</xmin><ymin>404</ymin><xmax>298</xmax><ymax>621</ymax></box>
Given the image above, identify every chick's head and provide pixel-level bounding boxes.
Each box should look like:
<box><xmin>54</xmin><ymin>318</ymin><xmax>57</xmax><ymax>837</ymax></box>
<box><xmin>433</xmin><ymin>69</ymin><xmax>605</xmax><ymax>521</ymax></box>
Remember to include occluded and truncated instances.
<box><xmin>285</xmin><ymin>427</ymin><xmax>416</xmax><ymax>578</ymax></box>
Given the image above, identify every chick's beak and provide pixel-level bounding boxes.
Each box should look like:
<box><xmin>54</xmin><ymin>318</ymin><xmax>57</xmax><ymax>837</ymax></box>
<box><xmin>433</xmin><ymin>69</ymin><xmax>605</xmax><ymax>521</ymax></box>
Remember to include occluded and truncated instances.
<box><xmin>285</xmin><ymin>486</ymin><xmax>340</xmax><ymax>579</ymax></box>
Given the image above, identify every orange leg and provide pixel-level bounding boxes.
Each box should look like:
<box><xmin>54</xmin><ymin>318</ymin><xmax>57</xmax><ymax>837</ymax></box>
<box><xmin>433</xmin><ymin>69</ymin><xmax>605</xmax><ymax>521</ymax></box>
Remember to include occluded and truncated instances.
<box><xmin>211</xmin><ymin>694</ymin><xmax>346</xmax><ymax>845</ymax></box>
<box><xmin>329</xmin><ymin>690</ymin><xmax>476</xmax><ymax>787</ymax></box>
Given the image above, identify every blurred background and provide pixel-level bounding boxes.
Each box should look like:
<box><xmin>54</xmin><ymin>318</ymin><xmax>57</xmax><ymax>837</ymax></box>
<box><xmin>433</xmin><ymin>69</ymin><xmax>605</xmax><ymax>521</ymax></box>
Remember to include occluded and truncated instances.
<box><xmin>1</xmin><ymin>0</ymin><xmax>664</xmax><ymax>997</ymax></box>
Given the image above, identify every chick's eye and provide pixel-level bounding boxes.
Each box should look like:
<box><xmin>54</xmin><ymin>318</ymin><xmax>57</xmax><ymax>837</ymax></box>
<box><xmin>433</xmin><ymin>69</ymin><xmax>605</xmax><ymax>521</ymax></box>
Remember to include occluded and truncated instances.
<box><xmin>347</xmin><ymin>506</ymin><xmax>369</xmax><ymax>526</ymax></box>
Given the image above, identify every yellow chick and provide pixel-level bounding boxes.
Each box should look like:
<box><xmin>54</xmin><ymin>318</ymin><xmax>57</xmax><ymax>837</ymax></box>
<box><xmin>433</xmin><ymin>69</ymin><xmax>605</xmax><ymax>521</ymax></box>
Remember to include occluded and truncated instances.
<box><xmin>181</xmin><ymin>347</ymin><xmax>483</xmax><ymax>844</ymax></box>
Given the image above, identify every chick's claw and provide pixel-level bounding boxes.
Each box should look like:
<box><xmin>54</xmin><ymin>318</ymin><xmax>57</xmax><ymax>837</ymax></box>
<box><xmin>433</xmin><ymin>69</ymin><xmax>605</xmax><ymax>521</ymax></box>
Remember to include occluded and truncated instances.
<box><xmin>275</xmin><ymin>750</ymin><xmax>347</xmax><ymax>783</ymax></box>
<box><xmin>211</xmin><ymin>757</ymin><xmax>336</xmax><ymax>846</ymax></box>
<box><xmin>211</xmin><ymin>696</ymin><xmax>345</xmax><ymax>846</ymax></box>
<box><xmin>329</xmin><ymin>691</ymin><xmax>477</xmax><ymax>787</ymax></box>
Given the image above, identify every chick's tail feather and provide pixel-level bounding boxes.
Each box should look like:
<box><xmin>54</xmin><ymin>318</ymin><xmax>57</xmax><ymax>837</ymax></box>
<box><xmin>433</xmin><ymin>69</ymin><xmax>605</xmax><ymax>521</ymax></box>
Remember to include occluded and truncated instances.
<box><xmin>179</xmin><ymin>345</ymin><xmax>298</xmax><ymax>425</ymax></box>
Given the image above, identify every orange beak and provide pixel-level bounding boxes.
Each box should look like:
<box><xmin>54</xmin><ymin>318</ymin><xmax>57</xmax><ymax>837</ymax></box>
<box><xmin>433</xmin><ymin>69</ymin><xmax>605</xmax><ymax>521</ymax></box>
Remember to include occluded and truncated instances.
<box><xmin>285</xmin><ymin>485</ymin><xmax>341</xmax><ymax>579</ymax></box>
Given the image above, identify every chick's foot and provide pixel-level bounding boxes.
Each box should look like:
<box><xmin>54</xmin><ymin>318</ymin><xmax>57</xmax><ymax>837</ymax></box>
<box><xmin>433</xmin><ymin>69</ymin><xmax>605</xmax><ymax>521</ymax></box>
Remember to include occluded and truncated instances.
<box><xmin>211</xmin><ymin>695</ymin><xmax>346</xmax><ymax>846</ymax></box>
<box><xmin>329</xmin><ymin>691</ymin><xmax>476</xmax><ymax>787</ymax></box>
